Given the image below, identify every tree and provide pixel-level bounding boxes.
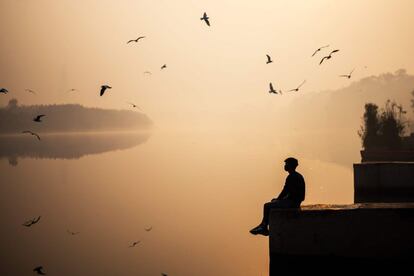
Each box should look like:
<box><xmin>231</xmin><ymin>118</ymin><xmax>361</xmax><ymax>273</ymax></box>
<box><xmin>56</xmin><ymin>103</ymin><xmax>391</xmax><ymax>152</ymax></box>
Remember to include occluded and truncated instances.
<box><xmin>411</xmin><ymin>90</ymin><xmax>414</xmax><ymax>112</ymax></box>
<box><xmin>7</xmin><ymin>98</ymin><xmax>18</xmax><ymax>109</ymax></box>
<box><xmin>359</xmin><ymin>100</ymin><xmax>407</xmax><ymax>150</ymax></box>
<box><xmin>378</xmin><ymin>100</ymin><xmax>406</xmax><ymax>150</ymax></box>
<box><xmin>359</xmin><ymin>103</ymin><xmax>380</xmax><ymax>150</ymax></box>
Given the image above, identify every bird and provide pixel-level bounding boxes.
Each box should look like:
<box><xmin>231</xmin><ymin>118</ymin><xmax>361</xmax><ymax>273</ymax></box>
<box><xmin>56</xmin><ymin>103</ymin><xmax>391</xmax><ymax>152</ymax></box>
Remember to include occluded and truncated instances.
<box><xmin>266</xmin><ymin>54</ymin><xmax>273</xmax><ymax>64</ymax></box>
<box><xmin>25</xmin><ymin>89</ymin><xmax>36</xmax><ymax>94</ymax></box>
<box><xmin>311</xmin><ymin>45</ymin><xmax>329</xmax><ymax>57</ymax></box>
<box><xmin>23</xmin><ymin>216</ymin><xmax>41</xmax><ymax>227</ymax></box>
<box><xmin>33</xmin><ymin>115</ymin><xmax>46</xmax><ymax>122</ymax></box>
<box><xmin>66</xmin><ymin>88</ymin><xmax>78</xmax><ymax>93</ymax></box>
<box><xmin>288</xmin><ymin>80</ymin><xmax>306</xmax><ymax>92</ymax></box>
<box><xmin>143</xmin><ymin>71</ymin><xmax>152</xmax><ymax>75</ymax></box>
<box><xmin>100</xmin><ymin>85</ymin><xmax>112</xmax><ymax>96</ymax></box>
<box><xmin>145</xmin><ymin>226</ymin><xmax>153</xmax><ymax>232</ymax></box>
<box><xmin>268</xmin><ymin>83</ymin><xmax>278</xmax><ymax>94</ymax></box>
<box><xmin>339</xmin><ymin>69</ymin><xmax>355</xmax><ymax>79</ymax></box>
<box><xmin>0</xmin><ymin>88</ymin><xmax>8</xmax><ymax>94</ymax></box>
<box><xmin>128</xmin><ymin>103</ymin><xmax>142</xmax><ymax>110</ymax></box>
<box><xmin>33</xmin><ymin>266</ymin><xmax>46</xmax><ymax>275</ymax></box>
<box><xmin>22</xmin><ymin>131</ymin><xmax>41</xmax><ymax>141</ymax></box>
<box><xmin>129</xmin><ymin>241</ymin><xmax>141</xmax><ymax>247</ymax></box>
<box><xmin>127</xmin><ymin>36</ymin><xmax>145</xmax><ymax>44</ymax></box>
<box><xmin>319</xmin><ymin>49</ymin><xmax>339</xmax><ymax>65</ymax></box>
<box><xmin>161</xmin><ymin>273</ymin><xmax>168</xmax><ymax>276</ymax></box>
<box><xmin>67</xmin><ymin>230</ymin><xmax>80</xmax><ymax>235</ymax></box>
<box><xmin>161</xmin><ymin>64</ymin><xmax>167</xmax><ymax>70</ymax></box>
<box><xmin>200</xmin><ymin>12</ymin><xmax>210</xmax><ymax>26</ymax></box>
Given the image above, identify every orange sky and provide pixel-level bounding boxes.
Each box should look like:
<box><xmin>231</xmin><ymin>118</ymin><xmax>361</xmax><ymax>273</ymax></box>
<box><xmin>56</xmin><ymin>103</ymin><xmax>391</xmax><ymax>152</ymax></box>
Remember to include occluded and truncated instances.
<box><xmin>1</xmin><ymin>0</ymin><xmax>414</xmax><ymax>129</ymax></box>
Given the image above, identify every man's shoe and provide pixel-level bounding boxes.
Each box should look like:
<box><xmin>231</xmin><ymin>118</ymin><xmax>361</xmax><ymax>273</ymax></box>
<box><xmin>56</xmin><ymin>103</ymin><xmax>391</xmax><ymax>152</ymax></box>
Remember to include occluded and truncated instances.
<box><xmin>249</xmin><ymin>225</ymin><xmax>269</xmax><ymax>236</ymax></box>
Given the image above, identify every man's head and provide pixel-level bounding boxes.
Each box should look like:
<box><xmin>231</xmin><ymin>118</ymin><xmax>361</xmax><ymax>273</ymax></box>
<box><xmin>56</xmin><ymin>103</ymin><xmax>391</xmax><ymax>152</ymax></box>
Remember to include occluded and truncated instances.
<box><xmin>284</xmin><ymin>157</ymin><xmax>298</xmax><ymax>173</ymax></box>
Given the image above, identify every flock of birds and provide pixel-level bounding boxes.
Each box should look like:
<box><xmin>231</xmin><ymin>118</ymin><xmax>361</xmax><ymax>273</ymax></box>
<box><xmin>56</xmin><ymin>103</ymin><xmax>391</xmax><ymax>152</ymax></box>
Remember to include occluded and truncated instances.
<box><xmin>0</xmin><ymin>11</ymin><xmax>357</xmax><ymax>275</ymax></box>
<box><xmin>22</xmin><ymin>211</ymin><xmax>154</xmax><ymax>275</ymax></box>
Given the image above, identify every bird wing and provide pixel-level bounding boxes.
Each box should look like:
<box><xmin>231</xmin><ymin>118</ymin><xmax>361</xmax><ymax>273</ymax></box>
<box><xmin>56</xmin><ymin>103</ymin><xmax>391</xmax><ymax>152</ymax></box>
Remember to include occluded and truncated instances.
<box><xmin>34</xmin><ymin>133</ymin><xmax>41</xmax><ymax>140</ymax></box>
<box><xmin>127</xmin><ymin>39</ymin><xmax>135</xmax><ymax>44</ymax></box>
<box><xmin>311</xmin><ymin>49</ymin><xmax>319</xmax><ymax>57</ymax></box>
<box><xmin>266</xmin><ymin>55</ymin><xmax>271</xmax><ymax>61</ymax></box>
<box><xmin>33</xmin><ymin>216</ymin><xmax>41</xmax><ymax>223</ymax></box>
<box><xmin>137</xmin><ymin>36</ymin><xmax>145</xmax><ymax>40</ymax></box>
<box><xmin>38</xmin><ymin>115</ymin><xmax>46</xmax><ymax>119</ymax></box>
<box><xmin>350</xmin><ymin>68</ymin><xmax>355</xmax><ymax>75</ymax></box>
<box><xmin>339</xmin><ymin>75</ymin><xmax>348</xmax><ymax>78</ymax></box>
<box><xmin>298</xmin><ymin>80</ymin><xmax>306</xmax><ymax>88</ymax></box>
<box><xmin>330</xmin><ymin>49</ymin><xmax>339</xmax><ymax>54</ymax></box>
<box><xmin>205</xmin><ymin>18</ymin><xmax>210</xmax><ymax>26</ymax></box>
<box><xmin>100</xmin><ymin>86</ymin><xmax>106</xmax><ymax>96</ymax></box>
<box><xmin>269</xmin><ymin>83</ymin><xmax>274</xmax><ymax>91</ymax></box>
<box><xmin>319</xmin><ymin>56</ymin><xmax>327</xmax><ymax>65</ymax></box>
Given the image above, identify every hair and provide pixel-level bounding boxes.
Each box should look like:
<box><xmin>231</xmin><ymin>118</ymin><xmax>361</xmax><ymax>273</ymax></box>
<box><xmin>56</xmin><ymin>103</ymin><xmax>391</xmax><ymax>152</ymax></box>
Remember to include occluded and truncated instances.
<box><xmin>284</xmin><ymin>157</ymin><xmax>298</xmax><ymax>168</ymax></box>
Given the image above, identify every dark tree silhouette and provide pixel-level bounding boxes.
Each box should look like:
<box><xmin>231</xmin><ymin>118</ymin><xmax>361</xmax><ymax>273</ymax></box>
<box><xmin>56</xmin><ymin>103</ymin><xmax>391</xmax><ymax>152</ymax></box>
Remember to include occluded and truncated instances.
<box><xmin>0</xmin><ymin>101</ymin><xmax>152</xmax><ymax>134</ymax></box>
<box><xmin>378</xmin><ymin>100</ymin><xmax>406</xmax><ymax>150</ymax></box>
<box><xmin>411</xmin><ymin>89</ymin><xmax>414</xmax><ymax>112</ymax></box>
<box><xmin>359</xmin><ymin>103</ymin><xmax>380</xmax><ymax>150</ymax></box>
<box><xmin>359</xmin><ymin>100</ymin><xmax>406</xmax><ymax>150</ymax></box>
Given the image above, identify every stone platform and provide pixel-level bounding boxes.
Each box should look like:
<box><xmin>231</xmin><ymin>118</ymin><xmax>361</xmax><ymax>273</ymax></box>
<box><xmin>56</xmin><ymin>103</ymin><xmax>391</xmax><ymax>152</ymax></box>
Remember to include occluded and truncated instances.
<box><xmin>269</xmin><ymin>203</ymin><xmax>414</xmax><ymax>274</ymax></box>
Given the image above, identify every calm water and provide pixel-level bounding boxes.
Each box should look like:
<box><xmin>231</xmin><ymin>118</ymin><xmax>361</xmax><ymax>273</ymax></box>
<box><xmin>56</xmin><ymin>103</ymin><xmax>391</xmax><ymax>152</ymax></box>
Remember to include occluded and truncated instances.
<box><xmin>0</xmin><ymin>129</ymin><xmax>355</xmax><ymax>275</ymax></box>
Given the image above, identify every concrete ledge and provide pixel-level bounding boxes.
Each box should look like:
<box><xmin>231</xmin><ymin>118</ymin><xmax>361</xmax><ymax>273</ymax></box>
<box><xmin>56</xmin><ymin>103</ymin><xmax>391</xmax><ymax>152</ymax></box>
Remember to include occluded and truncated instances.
<box><xmin>269</xmin><ymin>204</ymin><xmax>414</xmax><ymax>273</ymax></box>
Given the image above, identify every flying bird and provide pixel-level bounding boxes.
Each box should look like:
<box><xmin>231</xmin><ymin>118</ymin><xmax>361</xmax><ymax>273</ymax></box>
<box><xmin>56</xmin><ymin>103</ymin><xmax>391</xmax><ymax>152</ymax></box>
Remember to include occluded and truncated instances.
<box><xmin>266</xmin><ymin>54</ymin><xmax>273</xmax><ymax>64</ymax></box>
<box><xmin>319</xmin><ymin>49</ymin><xmax>339</xmax><ymax>65</ymax></box>
<box><xmin>100</xmin><ymin>85</ymin><xmax>112</xmax><ymax>96</ymax></box>
<box><xmin>23</xmin><ymin>216</ymin><xmax>41</xmax><ymax>227</ymax></box>
<box><xmin>66</xmin><ymin>88</ymin><xmax>78</xmax><ymax>93</ymax></box>
<box><xmin>145</xmin><ymin>226</ymin><xmax>153</xmax><ymax>232</ymax></box>
<box><xmin>128</xmin><ymin>103</ymin><xmax>142</xmax><ymax>110</ymax></box>
<box><xmin>200</xmin><ymin>12</ymin><xmax>210</xmax><ymax>26</ymax></box>
<box><xmin>25</xmin><ymin>89</ymin><xmax>36</xmax><ymax>94</ymax></box>
<box><xmin>311</xmin><ymin>45</ymin><xmax>329</xmax><ymax>57</ymax></box>
<box><xmin>33</xmin><ymin>115</ymin><xmax>46</xmax><ymax>122</ymax></box>
<box><xmin>161</xmin><ymin>64</ymin><xmax>167</xmax><ymax>70</ymax></box>
<box><xmin>22</xmin><ymin>131</ymin><xmax>41</xmax><ymax>141</ymax></box>
<box><xmin>33</xmin><ymin>266</ymin><xmax>46</xmax><ymax>275</ymax></box>
<box><xmin>339</xmin><ymin>69</ymin><xmax>355</xmax><ymax>79</ymax></box>
<box><xmin>67</xmin><ymin>230</ymin><xmax>80</xmax><ymax>235</ymax></box>
<box><xmin>0</xmin><ymin>88</ymin><xmax>8</xmax><ymax>94</ymax></box>
<box><xmin>129</xmin><ymin>241</ymin><xmax>141</xmax><ymax>247</ymax></box>
<box><xmin>288</xmin><ymin>80</ymin><xmax>306</xmax><ymax>92</ymax></box>
<box><xmin>143</xmin><ymin>71</ymin><xmax>152</xmax><ymax>75</ymax></box>
<box><xmin>268</xmin><ymin>83</ymin><xmax>278</xmax><ymax>94</ymax></box>
<box><xmin>127</xmin><ymin>36</ymin><xmax>145</xmax><ymax>44</ymax></box>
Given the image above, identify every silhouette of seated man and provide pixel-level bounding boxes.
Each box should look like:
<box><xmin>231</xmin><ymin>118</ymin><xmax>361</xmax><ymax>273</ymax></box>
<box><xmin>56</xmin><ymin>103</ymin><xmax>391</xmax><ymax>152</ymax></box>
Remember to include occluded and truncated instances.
<box><xmin>250</xmin><ymin>157</ymin><xmax>305</xmax><ymax>236</ymax></box>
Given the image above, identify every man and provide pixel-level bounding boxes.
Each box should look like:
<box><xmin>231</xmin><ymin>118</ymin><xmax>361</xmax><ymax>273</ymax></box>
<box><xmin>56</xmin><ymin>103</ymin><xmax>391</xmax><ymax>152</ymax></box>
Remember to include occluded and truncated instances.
<box><xmin>250</xmin><ymin>157</ymin><xmax>305</xmax><ymax>236</ymax></box>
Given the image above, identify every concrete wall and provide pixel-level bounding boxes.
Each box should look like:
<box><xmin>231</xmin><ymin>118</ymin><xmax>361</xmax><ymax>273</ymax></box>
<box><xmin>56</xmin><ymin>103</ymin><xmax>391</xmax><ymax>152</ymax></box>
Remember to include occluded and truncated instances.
<box><xmin>354</xmin><ymin>162</ymin><xmax>414</xmax><ymax>202</ymax></box>
<box><xmin>269</xmin><ymin>204</ymin><xmax>414</xmax><ymax>273</ymax></box>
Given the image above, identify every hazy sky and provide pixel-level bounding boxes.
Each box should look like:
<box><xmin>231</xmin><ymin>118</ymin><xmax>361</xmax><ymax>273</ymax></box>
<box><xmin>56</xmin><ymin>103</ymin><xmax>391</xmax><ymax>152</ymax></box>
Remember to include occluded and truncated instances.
<box><xmin>2</xmin><ymin>2</ymin><xmax>414</xmax><ymax>275</ymax></box>
<box><xmin>1</xmin><ymin>0</ymin><xmax>414</xmax><ymax>129</ymax></box>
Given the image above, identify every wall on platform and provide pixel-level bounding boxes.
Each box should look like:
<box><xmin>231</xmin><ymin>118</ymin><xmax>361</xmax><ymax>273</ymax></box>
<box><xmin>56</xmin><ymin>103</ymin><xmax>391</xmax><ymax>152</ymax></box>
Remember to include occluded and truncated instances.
<box><xmin>354</xmin><ymin>162</ymin><xmax>414</xmax><ymax>202</ymax></box>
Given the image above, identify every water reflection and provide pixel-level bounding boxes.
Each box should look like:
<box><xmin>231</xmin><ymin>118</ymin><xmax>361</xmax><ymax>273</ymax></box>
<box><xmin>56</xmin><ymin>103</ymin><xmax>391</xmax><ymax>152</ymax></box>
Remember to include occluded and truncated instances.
<box><xmin>0</xmin><ymin>132</ymin><xmax>151</xmax><ymax>166</ymax></box>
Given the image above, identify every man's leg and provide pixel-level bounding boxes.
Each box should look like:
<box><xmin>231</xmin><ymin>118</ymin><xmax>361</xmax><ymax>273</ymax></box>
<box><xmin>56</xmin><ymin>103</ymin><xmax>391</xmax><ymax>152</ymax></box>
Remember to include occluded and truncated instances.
<box><xmin>250</xmin><ymin>200</ymin><xmax>297</xmax><ymax>236</ymax></box>
<box><xmin>250</xmin><ymin>201</ymin><xmax>282</xmax><ymax>236</ymax></box>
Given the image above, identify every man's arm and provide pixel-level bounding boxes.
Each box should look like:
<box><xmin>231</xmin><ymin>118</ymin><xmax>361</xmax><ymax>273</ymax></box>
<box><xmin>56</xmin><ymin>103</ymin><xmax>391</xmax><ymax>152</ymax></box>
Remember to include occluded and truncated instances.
<box><xmin>275</xmin><ymin>184</ymin><xmax>289</xmax><ymax>200</ymax></box>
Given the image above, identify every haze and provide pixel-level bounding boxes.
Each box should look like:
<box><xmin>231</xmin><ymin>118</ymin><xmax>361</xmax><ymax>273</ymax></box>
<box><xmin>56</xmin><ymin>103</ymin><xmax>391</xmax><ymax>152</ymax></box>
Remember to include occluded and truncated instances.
<box><xmin>1</xmin><ymin>1</ymin><xmax>414</xmax><ymax>275</ymax></box>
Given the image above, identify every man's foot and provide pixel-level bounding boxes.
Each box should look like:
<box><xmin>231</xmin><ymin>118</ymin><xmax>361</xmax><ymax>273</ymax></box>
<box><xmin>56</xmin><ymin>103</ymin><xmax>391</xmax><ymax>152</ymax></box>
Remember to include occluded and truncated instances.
<box><xmin>249</xmin><ymin>224</ymin><xmax>269</xmax><ymax>236</ymax></box>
